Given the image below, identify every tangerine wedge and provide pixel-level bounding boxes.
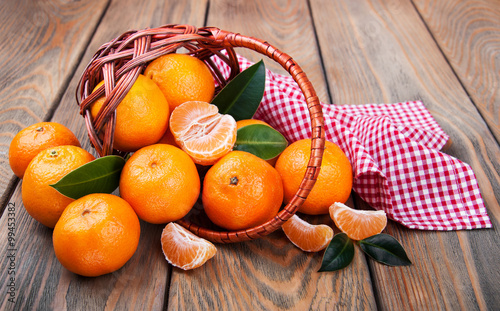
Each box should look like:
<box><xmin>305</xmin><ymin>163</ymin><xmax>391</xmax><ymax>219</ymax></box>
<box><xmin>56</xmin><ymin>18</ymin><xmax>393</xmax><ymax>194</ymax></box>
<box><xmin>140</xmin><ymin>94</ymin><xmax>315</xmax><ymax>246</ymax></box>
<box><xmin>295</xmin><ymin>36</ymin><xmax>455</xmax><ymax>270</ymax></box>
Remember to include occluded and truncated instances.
<box><xmin>169</xmin><ymin>101</ymin><xmax>237</xmax><ymax>165</ymax></box>
<box><xmin>161</xmin><ymin>222</ymin><xmax>217</xmax><ymax>270</ymax></box>
<box><xmin>282</xmin><ymin>214</ymin><xmax>334</xmax><ymax>252</ymax></box>
<box><xmin>329</xmin><ymin>202</ymin><xmax>387</xmax><ymax>240</ymax></box>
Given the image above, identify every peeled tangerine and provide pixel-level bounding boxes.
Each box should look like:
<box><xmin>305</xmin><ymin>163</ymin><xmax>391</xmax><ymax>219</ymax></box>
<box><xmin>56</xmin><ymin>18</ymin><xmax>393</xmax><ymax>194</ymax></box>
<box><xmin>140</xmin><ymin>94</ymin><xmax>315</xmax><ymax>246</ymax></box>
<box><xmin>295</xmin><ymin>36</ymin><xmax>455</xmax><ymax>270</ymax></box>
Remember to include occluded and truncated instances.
<box><xmin>169</xmin><ymin>101</ymin><xmax>237</xmax><ymax>165</ymax></box>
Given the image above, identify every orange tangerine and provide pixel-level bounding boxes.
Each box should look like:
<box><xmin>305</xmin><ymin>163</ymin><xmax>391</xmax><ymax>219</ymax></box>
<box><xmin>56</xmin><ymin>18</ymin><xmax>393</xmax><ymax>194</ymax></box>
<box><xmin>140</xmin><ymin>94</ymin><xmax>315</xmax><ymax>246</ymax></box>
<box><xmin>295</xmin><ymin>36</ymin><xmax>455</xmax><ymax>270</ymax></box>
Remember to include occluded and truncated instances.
<box><xmin>9</xmin><ymin>122</ymin><xmax>80</xmax><ymax>179</ymax></box>
<box><xmin>53</xmin><ymin>193</ymin><xmax>140</xmax><ymax>277</ymax></box>
<box><xmin>119</xmin><ymin>144</ymin><xmax>200</xmax><ymax>224</ymax></box>
<box><xmin>144</xmin><ymin>53</ymin><xmax>215</xmax><ymax>111</ymax></box>
<box><xmin>90</xmin><ymin>74</ymin><xmax>169</xmax><ymax>152</ymax></box>
<box><xmin>202</xmin><ymin>151</ymin><xmax>283</xmax><ymax>231</ymax></box>
<box><xmin>22</xmin><ymin>145</ymin><xmax>95</xmax><ymax>228</ymax></box>
<box><xmin>276</xmin><ymin>139</ymin><xmax>353</xmax><ymax>215</ymax></box>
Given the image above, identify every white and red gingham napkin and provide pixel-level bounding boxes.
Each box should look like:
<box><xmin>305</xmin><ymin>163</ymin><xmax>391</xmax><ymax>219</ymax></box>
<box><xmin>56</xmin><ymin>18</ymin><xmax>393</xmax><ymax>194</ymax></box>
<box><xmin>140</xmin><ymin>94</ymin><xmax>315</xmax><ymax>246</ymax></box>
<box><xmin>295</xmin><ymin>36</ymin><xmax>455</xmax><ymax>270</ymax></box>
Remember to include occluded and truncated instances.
<box><xmin>215</xmin><ymin>54</ymin><xmax>492</xmax><ymax>231</ymax></box>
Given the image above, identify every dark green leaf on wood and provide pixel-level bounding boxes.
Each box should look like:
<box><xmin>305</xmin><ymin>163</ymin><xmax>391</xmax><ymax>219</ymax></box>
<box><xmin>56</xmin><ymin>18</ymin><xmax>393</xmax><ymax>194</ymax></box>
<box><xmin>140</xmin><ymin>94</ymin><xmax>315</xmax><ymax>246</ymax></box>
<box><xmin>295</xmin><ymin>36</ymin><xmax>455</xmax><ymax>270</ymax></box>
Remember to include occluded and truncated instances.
<box><xmin>50</xmin><ymin>155</ymin><xmax>125</xmax><ymax>200</ymax></box>
<box><xmin>211</xmin><ymin>60</ymin><xmax>266</xmax><ymax>120</ymax></box>
<box><xmin>359</xmin><ymin>234</ymin><xmax>412</xmax><ymax>266</ymax></box>
<box><xmin>318</xmin><ymin>233</ymin><xmax>355</xmax><ymax>272</ymax></box>
<box><xmin>234</xmin><ymin>124</ymin><xmax>288</xmax><ymax>160</ymax></box>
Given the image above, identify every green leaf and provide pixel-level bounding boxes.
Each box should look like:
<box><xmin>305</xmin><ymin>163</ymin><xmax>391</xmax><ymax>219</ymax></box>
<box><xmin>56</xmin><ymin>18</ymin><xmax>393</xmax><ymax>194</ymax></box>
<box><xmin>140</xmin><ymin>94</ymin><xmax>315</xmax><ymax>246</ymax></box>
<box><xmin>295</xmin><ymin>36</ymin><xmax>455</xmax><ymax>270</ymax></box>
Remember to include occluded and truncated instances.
<box><xmin>211</xmin><ymin>60</ymin><xmax>266</xmax><ymax>120</ymax></box>
<box><xmin>50</xmin><ymin>155</ymin><xmax>126</xmax><ymax>200</ymax></box>
<box><xmin>359</xmin><ymin>234</ymin><xmax>412</xmax><ymax>266</ymax></box>
<box><xmin>318</xmin><ymin>233</ymin><xmax>355</xmax><ymax>272</ymax></box>
<box><xmin>234</xmin><ymin>124</ymin><xmax>288</xmax><ymax>160</ymax></box>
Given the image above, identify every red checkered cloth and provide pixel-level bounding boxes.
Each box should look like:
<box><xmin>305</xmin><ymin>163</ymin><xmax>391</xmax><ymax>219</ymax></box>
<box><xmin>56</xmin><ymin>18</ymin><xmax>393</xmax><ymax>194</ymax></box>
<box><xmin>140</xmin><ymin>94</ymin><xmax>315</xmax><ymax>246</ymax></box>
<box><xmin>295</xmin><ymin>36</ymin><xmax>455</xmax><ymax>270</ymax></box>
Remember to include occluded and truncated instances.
<box><xmin>215</xmin><ymin>54</ymin><xmax>491</xmax><ymax>231</ymax></box>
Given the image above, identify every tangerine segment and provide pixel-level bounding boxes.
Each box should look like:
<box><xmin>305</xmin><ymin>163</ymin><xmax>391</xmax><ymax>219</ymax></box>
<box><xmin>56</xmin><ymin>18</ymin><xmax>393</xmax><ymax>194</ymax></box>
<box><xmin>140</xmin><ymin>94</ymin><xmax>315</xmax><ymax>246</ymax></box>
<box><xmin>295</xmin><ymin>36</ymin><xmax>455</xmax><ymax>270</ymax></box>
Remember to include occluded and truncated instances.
<box><xmin>329</xmin><ymin>202</ymin><xmax>387</xmax><ymax>240</ymax></box>
<box><xmin>169</xmin><ymin>101</ymin><xmax>237</xmax><ymax>165</ymax></box>
<box><xmin>282</xmin><ymin>214</ymin><xmax>334</xmax><ymax>252</ymax></box>
<box><xmin>161</xmin><ymin>222</ymin><xmax>217</xmax><ymax>270</ymax></box>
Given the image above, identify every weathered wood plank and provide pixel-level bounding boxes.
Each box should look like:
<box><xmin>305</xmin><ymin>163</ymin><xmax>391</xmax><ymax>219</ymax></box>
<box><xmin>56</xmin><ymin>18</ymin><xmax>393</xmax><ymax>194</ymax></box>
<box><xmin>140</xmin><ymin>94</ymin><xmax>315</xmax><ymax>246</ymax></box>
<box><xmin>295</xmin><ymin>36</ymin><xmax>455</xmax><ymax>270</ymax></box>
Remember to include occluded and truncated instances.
<box><xmin>0</xmin><ymin>187</ymin><xmax>167</xmax><ymax>310</ymax></box>
<box><xmin>413</xmin><ymin>0</ymin><xmax>500</xmax><ymax>143</ymax></box>
<box><xmin>166</xmin><ymin>1</ymin><xmax>377</xmax><ymax>310</ymax></box>
<box><xmin>207</xmin><ymin>0</ymin><xmax>330</xmax><ymax>104</ymax></box>
<box><xmin>311</xmin><ymin>0</ymin><xmax>500</xmax><ymax>310</ymax></box>
<box><xmin>0</xmin><ymin>0</ymin><xmax>208</xmax><ymax>309</ymax></box>
<box><xmin>0</xmin><ymin>0</ymin><xmax>110</xmax><ymax>207</ymax></box>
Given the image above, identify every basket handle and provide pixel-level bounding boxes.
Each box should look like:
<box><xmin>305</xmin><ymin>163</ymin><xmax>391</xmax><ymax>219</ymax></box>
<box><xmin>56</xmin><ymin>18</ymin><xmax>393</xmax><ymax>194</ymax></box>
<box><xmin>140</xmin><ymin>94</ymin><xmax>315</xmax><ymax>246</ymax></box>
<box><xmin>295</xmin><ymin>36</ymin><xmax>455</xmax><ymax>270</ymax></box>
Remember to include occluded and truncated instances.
<box><xmin>177</xmin><ymin>28</ymin><xmax>326</xmax><ymax>243</ymax></box>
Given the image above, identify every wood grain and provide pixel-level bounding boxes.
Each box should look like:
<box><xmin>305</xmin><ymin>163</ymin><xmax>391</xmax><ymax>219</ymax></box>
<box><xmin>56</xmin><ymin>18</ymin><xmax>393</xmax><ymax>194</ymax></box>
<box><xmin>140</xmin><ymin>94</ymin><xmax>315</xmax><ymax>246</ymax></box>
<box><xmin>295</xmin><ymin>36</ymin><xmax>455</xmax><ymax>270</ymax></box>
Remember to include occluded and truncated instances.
<box><xmin>168</xmin><ymin>227</ymin><xmax>376</xmax><ymax>310</ymax></box>
<box><xmin>0</xmin><ymin>188</ymin><xmax>168</xmax><ymax>310</ymax></box>
<box><xmin>0</xmin><ymin>0</ymin><xmax>110</xmax><ymax>207</ymax></box>
<box><xmin>311</xmin><ymin>0</ymin><xmax>500</xmax><ymax>309</ymax></box>
<box><xmin>2</xmin><ymin>0</ymin><xmax>499</xmax><ymax>310</ymax></box>
<box><xmin>413</xmin><ymin>0</ymin><xmax>500</xmax><ymax>143</ymax></box>
<box><xmin>0</xmin><ymin>0</ymin><xmax>207</xmax><ymax>309</ymax></box>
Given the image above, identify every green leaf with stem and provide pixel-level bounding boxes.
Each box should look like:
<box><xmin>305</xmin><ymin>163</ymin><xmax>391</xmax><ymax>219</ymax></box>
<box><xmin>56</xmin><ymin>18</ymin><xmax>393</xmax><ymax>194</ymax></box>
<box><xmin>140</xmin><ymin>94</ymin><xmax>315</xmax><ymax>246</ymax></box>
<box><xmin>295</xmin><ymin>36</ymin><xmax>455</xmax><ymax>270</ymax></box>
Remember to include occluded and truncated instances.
<box><xmin>50</xmin><ymin>155</ymin><xmax>125</xmax><ymax>200</ymax></box>
<box><xmin>211</xmin><ymin>60</ymin><xmax>266</xmax><ymax>120</ymax></box>
<box><xmin>358</xmin><ymin>234</ymin><xmax>412</xmax><ymax>266</ymax></box>
<box><xmin>234</xmin><ymin>124</ymin><xmax>288</xmax><ymax>160</ymax></box>
<box><xmin>318</xmin><ymin>233</ymin><xmax>355</xmax><ymax>272</ymax></box>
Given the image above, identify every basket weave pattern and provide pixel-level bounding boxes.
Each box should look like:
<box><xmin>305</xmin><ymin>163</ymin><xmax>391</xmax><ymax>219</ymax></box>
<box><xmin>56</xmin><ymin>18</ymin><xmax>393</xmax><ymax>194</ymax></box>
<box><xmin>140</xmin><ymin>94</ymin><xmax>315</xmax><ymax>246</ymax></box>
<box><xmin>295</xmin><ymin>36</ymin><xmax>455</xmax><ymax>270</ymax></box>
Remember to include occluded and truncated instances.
<box><xmin>77</xmin><ymin>24</ymin><xmax>325</xmax><ymax>243</ymax></box>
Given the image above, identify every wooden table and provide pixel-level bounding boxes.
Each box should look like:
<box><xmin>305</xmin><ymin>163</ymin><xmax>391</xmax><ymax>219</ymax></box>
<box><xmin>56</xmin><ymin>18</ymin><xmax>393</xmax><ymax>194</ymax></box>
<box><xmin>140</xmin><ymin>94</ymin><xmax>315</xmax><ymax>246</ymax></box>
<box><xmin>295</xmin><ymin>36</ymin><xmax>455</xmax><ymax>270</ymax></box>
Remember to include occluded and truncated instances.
<box><xmin>1</xmin><ymin>0</ymin><xmax>499</xmax><ymax>310</ymax></box>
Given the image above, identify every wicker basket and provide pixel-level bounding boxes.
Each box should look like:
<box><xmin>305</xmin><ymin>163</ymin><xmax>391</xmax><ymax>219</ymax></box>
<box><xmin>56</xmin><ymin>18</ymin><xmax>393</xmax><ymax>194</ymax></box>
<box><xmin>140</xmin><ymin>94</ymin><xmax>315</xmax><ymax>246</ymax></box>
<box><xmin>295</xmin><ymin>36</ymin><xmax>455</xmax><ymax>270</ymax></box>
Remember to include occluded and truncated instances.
<box><xmin>76</xmin><ymin>24</ymin><xmax>325</xmax><ymax>243</ymax></box>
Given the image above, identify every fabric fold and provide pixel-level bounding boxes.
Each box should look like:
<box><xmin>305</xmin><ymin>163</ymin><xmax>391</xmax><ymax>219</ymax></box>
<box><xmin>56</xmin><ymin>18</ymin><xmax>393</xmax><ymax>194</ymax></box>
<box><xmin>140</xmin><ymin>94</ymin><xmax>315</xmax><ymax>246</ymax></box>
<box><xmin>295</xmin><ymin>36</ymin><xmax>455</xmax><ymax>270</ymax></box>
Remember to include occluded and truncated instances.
<box><xmin>213</xmin><ymin>53</ymin><xmax>492</xmax><ymax>231</ymax></box>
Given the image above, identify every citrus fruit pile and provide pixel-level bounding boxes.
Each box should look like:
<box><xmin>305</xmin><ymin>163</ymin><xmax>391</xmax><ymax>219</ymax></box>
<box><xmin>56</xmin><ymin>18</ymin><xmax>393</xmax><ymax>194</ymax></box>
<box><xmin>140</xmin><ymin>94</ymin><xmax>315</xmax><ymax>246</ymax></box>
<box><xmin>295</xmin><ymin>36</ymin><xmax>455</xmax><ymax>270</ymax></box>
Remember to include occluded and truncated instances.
<box><xmin>9</xmin><ymin>52</ymin><xmax>387</xmax><ymax>276</ymax></box>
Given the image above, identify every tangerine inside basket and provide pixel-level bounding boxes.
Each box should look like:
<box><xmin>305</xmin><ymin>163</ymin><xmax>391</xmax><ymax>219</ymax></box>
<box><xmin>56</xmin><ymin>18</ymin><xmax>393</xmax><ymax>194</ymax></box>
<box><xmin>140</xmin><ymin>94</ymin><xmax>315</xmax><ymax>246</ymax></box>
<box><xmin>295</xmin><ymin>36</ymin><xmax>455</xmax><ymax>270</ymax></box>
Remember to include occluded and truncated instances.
<box><xmin>76</xmin><ymin>24</ymin><xmax>325</xmax><ymax>243</ymax></box>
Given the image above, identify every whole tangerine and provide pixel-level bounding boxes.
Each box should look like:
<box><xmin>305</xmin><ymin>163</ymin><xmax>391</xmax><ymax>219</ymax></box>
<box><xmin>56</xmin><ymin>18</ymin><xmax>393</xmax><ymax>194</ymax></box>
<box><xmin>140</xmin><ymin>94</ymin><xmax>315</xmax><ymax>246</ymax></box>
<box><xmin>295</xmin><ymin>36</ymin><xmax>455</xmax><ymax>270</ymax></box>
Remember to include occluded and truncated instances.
<box><xmin>202</xmin><ymin>151</ymin><xmax>284</xmax><ymax>231</ymax></box>
<box><xmin>144</xmin><ymin>54</ymin><xmax>215</xmax><ymax>111</ymax></box>
<box><xmin>22</xmin><ymin>145</ymin><xmax>95</xmax><ymax>228</ymax></box>
<box><xmin>275</xmin><ymin>139</ymin><xmax>353</xmax><ymax>215</ymax></box>
<box><xmin>53</xmin><ymin>193</ymin><xmax>140</xmax><ymax>277</ymax></box>
<box><xmin>119</xmin><ymin>144</ymin><xmax>200</xmax><ymax>224</ymax></box>
<box><xmin>90</xmin><ymin>74</ymin><xmax>169</xmax><ymax>152</ymax></box>
<box><xmin>9</xmin><ymin>122</ymin><xmax>80</xmax><ymax>179</ymax></box>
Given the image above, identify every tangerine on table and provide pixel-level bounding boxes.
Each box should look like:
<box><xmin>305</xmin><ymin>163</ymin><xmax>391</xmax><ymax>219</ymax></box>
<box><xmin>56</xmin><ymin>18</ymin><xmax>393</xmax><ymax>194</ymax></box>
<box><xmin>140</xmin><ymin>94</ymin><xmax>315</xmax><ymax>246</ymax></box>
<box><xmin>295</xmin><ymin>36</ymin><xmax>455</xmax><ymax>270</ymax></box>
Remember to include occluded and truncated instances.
<box><xmin>144</xmin><ymin>53</ymin><xmax>215</xmax><ymax>112</ymax></box>
<box><xmin>161</xmin><ymin>222</ymin><xmax>217</xmax><ymax>270</ymax></box>
<box><xmin>53</xmin><ymin>193</ymin><xmax>140</xmax><ymax>277</ymax></box>
<box><xmin>22</xmin><ymin>145</ymin><xmax>95</xmax><ymax>228</ymax></box>
<box><xmin>329</xmin><ymin>202</ymin><xmax>387</xmax><ymax>240</ymax></box>
<box><xmin>90</xmin><ymin>74</ymin><xmax>169</xmax><ymax>152</ymax></box>
<box><xmin>275</xmin><ymin>139</ymin><xmax>353</xmax><ymax>215</ymax></box>
<box><xmin>282</xmin><ymin>214</ymin><xmax>334</xmax><ymax>252</ymax></box>
<box><xmin>119</xmin><ymin>144</ymin><xmax>200</xmax><ymax>224</ymax></box>
<box><xmin>169</xmin><ymin>101</ymin><xmax>237</xmax><ymax>165</ymax></box>
<box><xmin>9</xmin><ymin>122</ymin><xmax>80</xmax><ymax>179</ymax></box>
<box><xmin>202</xmin><ymin>151</ymin><xmax>284</xmax><ymax>231</ymax></box>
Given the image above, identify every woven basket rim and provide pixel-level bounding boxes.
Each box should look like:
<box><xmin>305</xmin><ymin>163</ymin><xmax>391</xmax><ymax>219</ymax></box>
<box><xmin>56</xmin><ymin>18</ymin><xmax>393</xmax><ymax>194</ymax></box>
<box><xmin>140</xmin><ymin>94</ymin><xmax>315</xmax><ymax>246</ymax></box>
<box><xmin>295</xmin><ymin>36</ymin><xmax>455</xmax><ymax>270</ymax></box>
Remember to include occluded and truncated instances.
<box><xmin>76</xmin><ymin>24</ymin><xmax>325</xmax><ymax>243</ymax></box>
